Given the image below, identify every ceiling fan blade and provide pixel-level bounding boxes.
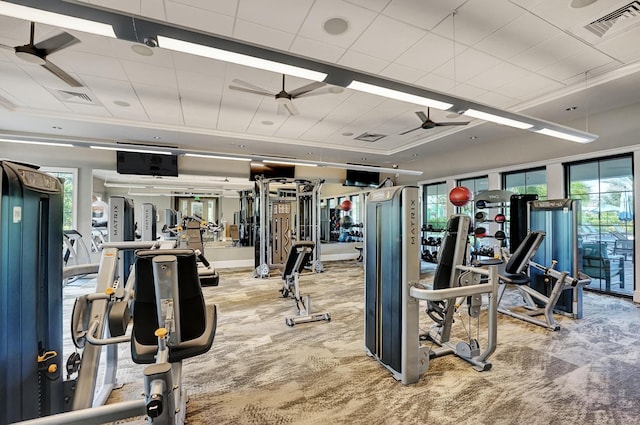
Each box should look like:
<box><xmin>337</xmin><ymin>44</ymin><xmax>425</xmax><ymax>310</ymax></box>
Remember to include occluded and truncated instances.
<box><xmin>435</xmin><ymin>122</ymin><xmax>469</xmax><ymax>126</ymax></box>
<box><xmin>41</xmin><ymin>60</ymin><xmax>83</xmax><ymax>87</ymax></box>
<box><xmin>230</xmin><ymin>78</ymin><xmax>272</xmax><ymax>96</ymax></box>
<box><xmin>289</xmin><ymin>81</ymin><xmax>326</xmax><ymax>98</ymax></box>
<box><xmin>229</xmin><ymin>85</ymin><xmax>273</xmax><ymax>97</ymax></box>
<box><xmin>400</xmin><ymin>126</ymin><xmax>422</xmax><ymax>135</ymax></box>
<box><xmin>283</xmin><ymin>99</ymin><xmax>299</xmax><ymax>115</ymax></box>
<box><xmin>0</xmin><ymin>43</ymin><xmax>13</xmax><ymax>51</ymax></box>
<box><xmin>415</xmin><ymin>111</ymin><xmax>428</xmax><ymax>122</ymax></box>
<box><xmin>35</xmin><ymin>32</ymin><xmax>80</xmax><ymax>55</ymax></box>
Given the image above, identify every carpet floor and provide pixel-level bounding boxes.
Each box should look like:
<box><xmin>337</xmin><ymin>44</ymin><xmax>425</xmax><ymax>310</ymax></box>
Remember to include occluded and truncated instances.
<box><xmin>65</xmin><ymin>260</ymin><xmax>640</xmax><ymax>425</ymax></box>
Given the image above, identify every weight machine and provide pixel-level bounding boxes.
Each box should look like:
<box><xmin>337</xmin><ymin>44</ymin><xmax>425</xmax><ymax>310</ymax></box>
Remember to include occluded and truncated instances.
<box><xmin>365</xmin><ymin>186</ymin><xmax>498</xmax><ymax>385</ymax></box>
<box><xmin>254</xmin><ymin>176</ymin><xmax>324</xmax><ymax>278</ymax></box>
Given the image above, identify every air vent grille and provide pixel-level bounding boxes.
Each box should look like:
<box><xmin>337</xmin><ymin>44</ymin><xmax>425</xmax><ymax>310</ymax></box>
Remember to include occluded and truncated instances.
<box><xmin>354</xmin><ymin>132</ymin><xmax>386</xmax><ymax>142</ymax></box>
<box><xmin>585</xmin><ymin>1</ymin><xmax>640</xmax><ymax>38</ymax></box>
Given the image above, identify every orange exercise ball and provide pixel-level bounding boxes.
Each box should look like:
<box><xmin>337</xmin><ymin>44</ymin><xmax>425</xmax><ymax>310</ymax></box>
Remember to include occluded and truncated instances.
<box><xmin>449</xmin><ymin>186</ymin><xmax>472</xmax><ymax>207</ymax></box>
<box><xmin>341</xmin><ymin>199</ymin><xmax>352</xmax><ymax>212</ymax></box>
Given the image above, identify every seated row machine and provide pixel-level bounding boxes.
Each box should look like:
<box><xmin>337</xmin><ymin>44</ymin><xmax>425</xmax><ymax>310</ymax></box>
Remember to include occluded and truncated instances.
<box><xmin>497</xmin><ymin>231</ymin><xmax>591</xmax><ymax>331</ymax></box>
<box><xmin>280</xmin><ymin>241</ymin><xmax>331</xmax><ymax>326</ymax></box>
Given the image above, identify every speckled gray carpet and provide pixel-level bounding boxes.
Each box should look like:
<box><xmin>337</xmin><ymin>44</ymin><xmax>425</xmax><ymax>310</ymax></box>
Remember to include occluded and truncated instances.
<box><xmin>66</xmin><ymin>261</ymin><xmax>640</xmax><ymax>425</ymax></box>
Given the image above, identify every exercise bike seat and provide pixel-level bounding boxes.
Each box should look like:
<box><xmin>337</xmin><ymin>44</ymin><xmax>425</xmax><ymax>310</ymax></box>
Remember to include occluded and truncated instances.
<box><xmin>131</xmin><ymin>249</ymin><xmax>217</xmax><ymax>364</ymax></box>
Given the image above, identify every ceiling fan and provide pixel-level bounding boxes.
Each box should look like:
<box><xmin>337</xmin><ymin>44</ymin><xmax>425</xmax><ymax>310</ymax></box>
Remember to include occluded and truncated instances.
<box><xmin>0</xmin><ymin>21</ymin><xmax>82</xmax><ymax>87</ymax></box>
<box><xmin>229</xmin><ymin>74</ymin><xmax>332</xmax><ymax>115</ymax></box>
<box><xmin>400</xmin><ymin>108</ymin><xmax>469</xmax><ymax>135</ymax></box>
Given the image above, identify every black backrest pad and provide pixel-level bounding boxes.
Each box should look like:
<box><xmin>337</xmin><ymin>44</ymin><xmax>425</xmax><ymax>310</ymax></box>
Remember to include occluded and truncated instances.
<box><xmin>505</xmin><ymin>231</ymin><xmax>545</xmax><ymax>274</ymax></box>
<box><xmin>433</xmin><ymin>215</ymin><xmax>460</xmax><ymax>290</ymax></box>
<box><xmin>133</xmin><ymin>249</ymin><xmax>206</xmax><ymax>345</ymax></box>
<box><xmin>283</xmin><ymin>241</ymin><xmax>315</xmax><ymax>277</ymax></box>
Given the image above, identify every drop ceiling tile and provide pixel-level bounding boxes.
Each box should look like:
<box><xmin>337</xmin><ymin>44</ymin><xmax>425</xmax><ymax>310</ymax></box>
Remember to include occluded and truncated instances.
<box><xmin>395</xmin><ymin>33</ymin><xmax>460</xmax><ymax>72</ymax></box>
<box><xmin>298</xmin><ymin>0</ymin><xmax>378</xmax><ymax>49</ymax></box>
<box><xmin>474</xmin><ymin>13</ymin><xmax>561</xmax><ymax>60</ymax></box>
<box><xmin>351</xmin><ymin>15</ymin><xmax>427</xmax><ymax>61</ymax></box>
<box><xmin>236</xmin><ymin>0</ymin><xmax>314</xmax><ymax>34</ymax></box>
<box><xmin>466</xmin><ymin>61</ymin><xmax>531</xmax><ymax>92</ymax></box>
<box><xmin>83</xmin><ymin>76</ymin><xmax>149</xmax><ymax>120</ymax></box>
<box><xmin>379</xmin><ymin>63</ymin><xmax>426</xmax><ymax>83</ymax></box>
<box><xmin>414</xmin><ymin>73</ymin><xmax>455</xmax><ymax>92</ymax></box>
<box><xmin>233</xmin><ymin>19</ymin><xmax>295</xmax><ymax>51</ymax></box>
<box><xmin>494</xmin><ymin>72</ymin><xmax>565</xmax><ymax>101</ymax></box>
<box><xmin>121</xmin><ymin>60</ymin><xmax>178</xmax><ymax>88</ymax></box>
<box><xmin>508</xmin><ymin>32</ymin><xmax>589</xmax><ymax>72</ymax></box>
<box><xmin>345</xmin><ymin>0</ymin><xmax>390</xmax><ymax>12</ymax></box>
<box><xmin>141</xmin><ymin>0</ymin><xmax>167</xmax><ymax>21</ymax></box>
<box><xmin>59</xmin><ymin>51</ymin><xmax>128</xmax><ymax>81</ymax></box>
<box><xmin>448</xmin><ymin>83</ymin><xmax>487</xmax><ymax>101</ymax></box>
<box><xmin>167</xmin><ymin>0</ymin><xmax>238</xmax><ymax>16</ymax></box>
<box><xmin>596</xmin><ymin>25</ymin><xmax>640</xmax><ymax>63</ymax></box>
<box><xmin>538</xmin><ymin>48</ymin><xmax>616</xmax><ymax>82</ymax></box>
<box><xmin>132</xmin><ymin>83</ymin><xmax>182</xmax><ymax>124</ymax></box>
<box><xmin>175</xmin><ymin>71</ymin><xmax>224</xmax><ymax>128</ymax></box>
<box><xmin>432</xmin><ymin>48</ymin><xmax>502</xmax><ymax>83</ymax></box>
<box><xmin>80</xmin><ymin>0</ymin><xmax>141</xmax><ymax>14</ymax></box>
<box><xmin>337</xmin><ymin>50</ymin><xmax>389</xmax><ymax>74</ymax></box>
<box><xmin>383</xmin><ymin>0</ymin><xmax>466</xmax><ymax>31</ymax></box>
<box><xmin>290</xmin><ymin>36</ymin><xmax>346</xmax><ymax>62</ymax></box>
<box><xmin>432</xmin><ymin>0</ymin><xmax>524</xmax><ymax>46</ymax></box>
<box><xmin>165</xmin><ymin>2</ymin><xmax>235</xmax><ymax>37</ymax></box>
<box><xmin>474</xmin><ymin>90</ymin><xmax>520</xmax><ymax>109</ymax></box>
<box><xmin>517</xmin><ymin>0</ymin><xmax>630</xmax><ymax>30</ymax></box>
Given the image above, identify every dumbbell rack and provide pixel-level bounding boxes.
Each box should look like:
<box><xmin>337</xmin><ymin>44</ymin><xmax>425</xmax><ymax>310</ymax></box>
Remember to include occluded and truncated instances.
<box><xmin>473</xmin><ymin>190</ymin><xmax>513</xmax><ymax>263</ymax></box>
<box><xmin>421</xmin><ymin>225</ymin><xmax>443</xmax><ymax>263</ymax></box>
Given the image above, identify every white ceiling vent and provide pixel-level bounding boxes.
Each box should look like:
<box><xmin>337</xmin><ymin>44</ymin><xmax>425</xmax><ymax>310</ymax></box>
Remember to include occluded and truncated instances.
<box><xmin>355</xmin><ymin>132</ymin><xmax>386</xmax><ymax>142</ymax></box>
<box><xmin>48</xmin><ymin>88</ymin><xmax>102</xmax><ymax>106</ymax></box>
<box><xmin>584</xmin><ymin>1</ymin><xmax>640</xmax><ymax>38</ymax></box>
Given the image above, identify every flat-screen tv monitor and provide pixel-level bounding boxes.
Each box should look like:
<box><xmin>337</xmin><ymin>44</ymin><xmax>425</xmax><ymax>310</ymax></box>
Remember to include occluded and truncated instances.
<box><xmin>344</xmin><ymin>169</ymin><xmax>380</xmax><ymax>188</ymax></box>
<box><xmin>116</xmin><ymin>151</ymin><xmax>179</xmax><ymax>177</ymax></box>
<box><xmin>250</xmin><ymin>163</ymin><xmax>295</xmax><ymax>181</ymax></box>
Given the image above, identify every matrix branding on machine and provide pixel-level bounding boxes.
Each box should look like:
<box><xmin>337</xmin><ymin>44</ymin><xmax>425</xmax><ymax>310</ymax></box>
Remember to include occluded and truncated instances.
<box><xmin>409</xmin><ymin>198</ymin><xmax>417</xmax><ymax>246</ymax></box>
<box><xmin>112</xmin><ymin>204</ymin><xmax>120</xmax><ymax>237</ymax></box>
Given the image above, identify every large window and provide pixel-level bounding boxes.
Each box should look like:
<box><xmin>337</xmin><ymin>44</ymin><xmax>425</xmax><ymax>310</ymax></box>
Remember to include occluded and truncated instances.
<box><xmin>503</xmin><ymin>167</ymin><xmax>547</xmax><ymax>199</ymax></box>
<box><xmin>423</xmin><ymin>182</ymin><xmax>447</xmax><ymax>230</ymax></box>
<box><xmin>43</xmin><ymin>168</ymin><xmax>77</xmax><ymax>230</ymax></box>
<box><xmin>566</xmin><ymin>155</ymin><xmax>633</xmax><ymax>297</ymax></box>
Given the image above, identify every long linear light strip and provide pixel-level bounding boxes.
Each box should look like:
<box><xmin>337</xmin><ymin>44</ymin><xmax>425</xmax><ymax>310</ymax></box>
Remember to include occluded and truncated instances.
<box><xmin>347</xmin><ymin>81</ymin><xmax>453</xmax><ymax>110</ymax></box>
<box><xmin>0</xmin><ymin>1</ymin><xmax>116</xmax><ymax>38</ymax></box>
<box><xmin>185</xmin><ymin>153</ymin><xmax>250</xmax><ymax>161</ymax></box>
<box><xmin>90</xmin><ymin>145</ymin><xmax>173</xmax><ymax>155</ymax></box>
<box><xmin>157</xmin><ymin>35</ymin><xmax>327</xmax><ymax>82</ymax></box>
<box><xmin>263</xmin><ymin>159</ymin><xmax>318</xmax><ymax>167</ymax></box>
<box><xmin>0</xmin><ymin>138</ymin><xmax>73</xmax><ymax>147</ymax></box>
<box><xmin>462</xmin><ymin>109</ymin><xmax>533</xmax><ymax>130</ymax></box>
<box><xmin>535</xmin><ymin>128</ymin><xmax>592</xmax><ymax>143</ymax></box>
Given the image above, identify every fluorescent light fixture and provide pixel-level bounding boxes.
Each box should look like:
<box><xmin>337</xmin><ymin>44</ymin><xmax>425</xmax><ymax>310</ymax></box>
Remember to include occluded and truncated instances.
<box><xmin>535</xmin><ymin>128</ymin><xmax>593</xmax><ymax>143</ymax></box>
<box><xmin>185</xmin><ymin>153</ymin><xmax>251</xmax><ymax>161</ymax></box>
<box><xmin>157</xmin><ymin>36</ymin><xmax>327</xmax><ymax>82</ymax></box>
<box><xmin>0</xmin><ymin>1</ymin><xmax>116</xmax><ymax>38</ymax></box>
<box><xmin>347</xmin><ymin>81</ymin><xmax>453</xmax><ymax>110</ymax></box>
<box><xmin>0</xmin><ymin>138</ymin><xmax>73</xmax><ymax>147</ymax></box>
<box><xmin>263</xmin><ymin>160</ymin><xmax>318</xmax><ymax>167</ymax></box>
<box><xmin>102</xmin><ymin>183</ymin><xmax>146</xmax><ymax>189</ymax></box>
<box><xmin>463</xmin><ymin>109</ymin><xmax>533</xmax><ymax>129</ymax></box>
<box><xmin>90</xmin><ymin>146</ymin><xmax>173</xmax><ymax>155</ymax></box>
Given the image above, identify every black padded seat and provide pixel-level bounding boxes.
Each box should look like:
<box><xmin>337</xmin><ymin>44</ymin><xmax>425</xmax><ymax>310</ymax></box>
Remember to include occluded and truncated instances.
<box><xmin>498</xmin><ymin>231</ymin><xmax>545</xmax><ymax>286</ymax></box>
<box><xmin>131</xmin><ymin>249</ymin><xmax>217</xmax><ymax>364</ymax></box>
<box><xmin>282</xmin><ymin>241</ymin><xmax>314</xmax><ymax>279</ymax></box>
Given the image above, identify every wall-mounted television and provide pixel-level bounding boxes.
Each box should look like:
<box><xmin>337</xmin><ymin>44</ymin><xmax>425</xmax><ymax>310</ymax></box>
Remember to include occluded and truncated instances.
<box><xmin>116</xmin><ymin>151</ymin><xmax>179</xmax><ymax>177</ymax></box>
<box><xmin>344</xmin><ymin>169</ymin><xmax>380</xmax><ymax>188</ymax></box>
<box><xmin>250</xmin><ymin>162</ymin><xmax>295</xmax><ymax>181</ymax></box>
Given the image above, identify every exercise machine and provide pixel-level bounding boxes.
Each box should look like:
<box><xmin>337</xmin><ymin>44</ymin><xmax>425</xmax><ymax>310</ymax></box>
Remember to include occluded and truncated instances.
<box><xmin>497</xmin><ymin>231</ymin><xmax>591</xmax><ymax>330</ymax></box>
<box><xmin>18</xmin><ymin>245</ymin><xmax>217</xmax><ymax>424</ymax></box>
<box><xmin>529</xmin><ymin>199</ymin><xmax>587</xmax><ymax>318</ymax></box>
<box><xmin>108</xmin><ymin>196</ymin><xmax>136</xmax><ymax>283</ymax></box>
<box><xmin>1</xmin><ymin>160</ymin><xmax>65</xmax><ymax>423</ymax></box>
<box><xmin>141</xmin><ymin>203</ymin><xmax>158</xmax><ymax>241</ymax></box>
<box><xmin>254</xmin><ymin>176</ymin><xmax>324</xmax><ymax>278</ymax></box>
<box><xmin>365</xmin><ymin>186</ymin><xmax>499</xmax><ymax>385</ymax></box>
<box><xmin>279</xmin><ymin>241</ymin><xmax>331</xmax><ymax>326</ymax></box>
